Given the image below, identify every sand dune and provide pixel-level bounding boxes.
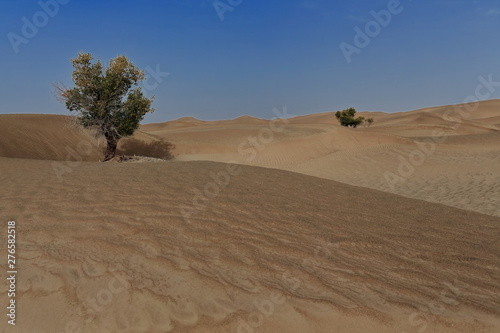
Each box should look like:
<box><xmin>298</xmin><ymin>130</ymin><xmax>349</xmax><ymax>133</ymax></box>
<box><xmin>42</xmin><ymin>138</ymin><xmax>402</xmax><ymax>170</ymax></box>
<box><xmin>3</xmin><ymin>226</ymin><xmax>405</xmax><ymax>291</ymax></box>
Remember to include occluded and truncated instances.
<box><xmin>0</xmin><ymin>114</ymin><xmax>174</xmax><ymax>161</ymax></box>
<box><xmin>0</xmin><ymin>99</ymin><xmax>499</xmax><ymax>332</ymax></box>
<box><xmin>1</xmin><ymin>158</ymin><xmax>499</xmax><ymax>332</ymax></box>
<box><xmin>140</xmin><ymin>99</ymin><xmax>500</xmax><ymax>217</ymax></box>
<box><xmin>0</xmin><ymin>114</ymin><xmax>102</xmax><ymax>161</ymax></box>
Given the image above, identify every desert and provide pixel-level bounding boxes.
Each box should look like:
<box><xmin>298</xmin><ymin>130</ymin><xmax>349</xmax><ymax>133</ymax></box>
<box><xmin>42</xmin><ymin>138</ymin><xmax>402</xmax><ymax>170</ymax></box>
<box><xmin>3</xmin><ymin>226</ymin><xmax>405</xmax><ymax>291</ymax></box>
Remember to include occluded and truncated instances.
<box><xmin>2</xmin><ymin>1</ymin><xmax>499</xmax><ymax>332</ymax></box>
<box><xmin>0</xmin><ymin>99</ymin><xmax>499</xmax><ymax>332</ymax></box>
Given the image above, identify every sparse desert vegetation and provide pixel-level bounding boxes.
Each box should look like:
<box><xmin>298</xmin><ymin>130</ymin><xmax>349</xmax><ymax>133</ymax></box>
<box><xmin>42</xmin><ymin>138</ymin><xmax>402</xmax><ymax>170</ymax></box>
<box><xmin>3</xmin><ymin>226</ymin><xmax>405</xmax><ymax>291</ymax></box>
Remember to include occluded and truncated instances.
<box><xmin>2</xmin><ymin>1</ymin><xmax>499</xmax><ymax>332</ymax></box>
<box><xmin>0</xmin><ymin>99</ymin><xmax>499</xmax><ymax>333</ymax></box>
<box><xmin>335</xmin><ymin>107</ymin><xmax>373</xmax><ymax>128</ymax></box>
<box><xmin>56</xmin><ymin>52</ymin><xmax>155</xmax><ymax>161</ymax></box>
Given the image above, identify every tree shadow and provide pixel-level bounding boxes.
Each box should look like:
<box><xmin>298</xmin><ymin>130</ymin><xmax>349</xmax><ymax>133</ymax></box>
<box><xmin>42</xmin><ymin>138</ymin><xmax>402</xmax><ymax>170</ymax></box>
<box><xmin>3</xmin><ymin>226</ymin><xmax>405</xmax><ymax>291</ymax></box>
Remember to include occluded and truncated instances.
<box><xmin>117</xmin><ymin>138</ymin><xmax>175</xmax><ymax>160</ymax></box>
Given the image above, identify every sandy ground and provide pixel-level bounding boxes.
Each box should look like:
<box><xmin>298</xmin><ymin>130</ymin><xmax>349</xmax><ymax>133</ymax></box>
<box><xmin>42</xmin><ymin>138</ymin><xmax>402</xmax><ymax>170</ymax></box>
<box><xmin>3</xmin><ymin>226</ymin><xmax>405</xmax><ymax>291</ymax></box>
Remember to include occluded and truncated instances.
<box><xmin>141</xmin><ymin>100</ymin><xmax>500</xmax><ymax>218</ymax></box>
<box><xmin>0</xmin><ymin>99</ymin><xmax>499</xmax><ymax>332</ymax></box>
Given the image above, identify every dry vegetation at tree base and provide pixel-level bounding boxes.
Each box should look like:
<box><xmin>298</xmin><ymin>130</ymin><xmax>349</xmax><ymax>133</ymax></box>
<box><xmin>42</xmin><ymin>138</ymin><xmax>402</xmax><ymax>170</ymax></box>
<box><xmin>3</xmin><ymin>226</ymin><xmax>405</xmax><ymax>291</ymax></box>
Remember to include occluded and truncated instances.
<box><xmin>0</xmin><ymin>99</ymin><xmax>499</xmax><ymax>332</ymax></box>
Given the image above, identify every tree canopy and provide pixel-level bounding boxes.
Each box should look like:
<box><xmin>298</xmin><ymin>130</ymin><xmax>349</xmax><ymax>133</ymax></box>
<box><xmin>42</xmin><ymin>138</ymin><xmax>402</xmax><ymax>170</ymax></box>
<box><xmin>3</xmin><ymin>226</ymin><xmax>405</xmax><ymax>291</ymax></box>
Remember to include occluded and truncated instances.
<box><xmin>58</xmin><ymin>52</ymin><xmax>154</xmax><ymax>161</ymax></box>
<box><xmin>335</xmin><ymin>107</ymin><xmax>373</xmax><ymax>128</ymax></box>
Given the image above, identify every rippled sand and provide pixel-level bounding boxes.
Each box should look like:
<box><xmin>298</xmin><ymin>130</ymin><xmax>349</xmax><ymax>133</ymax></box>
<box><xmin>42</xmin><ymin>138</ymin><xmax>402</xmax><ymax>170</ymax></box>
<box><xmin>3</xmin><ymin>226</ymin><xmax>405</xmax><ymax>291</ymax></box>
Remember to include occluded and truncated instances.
<box><xmin>0</xmin><ymin>100</ymin><xmax>499</xmax><ymax>332</ymax></box>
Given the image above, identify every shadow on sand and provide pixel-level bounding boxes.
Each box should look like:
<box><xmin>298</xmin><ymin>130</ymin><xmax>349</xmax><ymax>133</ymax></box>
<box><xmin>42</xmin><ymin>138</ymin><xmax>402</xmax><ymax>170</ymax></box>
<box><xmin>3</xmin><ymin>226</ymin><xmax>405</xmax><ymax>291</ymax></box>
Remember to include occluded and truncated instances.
<box><xmin>117</xmin><ymin>138</ymin><xmax>175</xmax><ymax>160</ymax></box>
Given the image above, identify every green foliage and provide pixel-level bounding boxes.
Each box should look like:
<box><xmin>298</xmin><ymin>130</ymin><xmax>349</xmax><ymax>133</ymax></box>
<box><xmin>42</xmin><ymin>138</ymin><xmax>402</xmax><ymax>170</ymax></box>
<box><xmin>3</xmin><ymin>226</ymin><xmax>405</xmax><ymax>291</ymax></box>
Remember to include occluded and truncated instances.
<box><xmin>58</xmin><ymin>52</ymin><xmax>154</xmax><ymax>160</ymax></box>
<box><xmin>334</xmin><ymin>107</ymin><xmax>365</xmax><ymax>128</ymax></box>
<box><xmin>365</xmin><ymin>117</ymin><xmax>374</xmax><ymax>127</ymax></box>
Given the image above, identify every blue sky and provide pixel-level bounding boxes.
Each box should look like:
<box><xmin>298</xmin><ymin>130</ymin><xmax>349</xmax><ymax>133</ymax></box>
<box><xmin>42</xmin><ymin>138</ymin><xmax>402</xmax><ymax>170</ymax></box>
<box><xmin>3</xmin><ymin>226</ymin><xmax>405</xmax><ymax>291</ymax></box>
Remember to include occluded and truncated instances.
<box><xmin>1</xmin><ymin>0</ymin><xmax>499</xmax><ymax>123</ymax></box>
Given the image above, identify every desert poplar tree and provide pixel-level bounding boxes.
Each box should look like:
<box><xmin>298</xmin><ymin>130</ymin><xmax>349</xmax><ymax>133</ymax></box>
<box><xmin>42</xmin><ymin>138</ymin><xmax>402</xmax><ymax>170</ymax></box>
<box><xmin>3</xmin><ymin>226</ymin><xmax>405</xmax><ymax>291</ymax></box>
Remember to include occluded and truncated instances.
<box><xmin>334</xmin><ymin>107</ymin><xmax>366</xmax><ymax>128</ymax></box>
<box><xmin>57</xmin><ymin>52</ymin><xmax>154</xmax><ymax>161</ymax></box>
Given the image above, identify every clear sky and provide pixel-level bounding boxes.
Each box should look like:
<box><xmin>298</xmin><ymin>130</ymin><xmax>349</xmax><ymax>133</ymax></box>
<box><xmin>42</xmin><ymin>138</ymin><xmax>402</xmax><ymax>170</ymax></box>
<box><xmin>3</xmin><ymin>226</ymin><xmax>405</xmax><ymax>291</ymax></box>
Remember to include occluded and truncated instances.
<box><xmin>1</xmin><ymin>0</ymin><xmax>499</xmax><ymax>123</ymax></box>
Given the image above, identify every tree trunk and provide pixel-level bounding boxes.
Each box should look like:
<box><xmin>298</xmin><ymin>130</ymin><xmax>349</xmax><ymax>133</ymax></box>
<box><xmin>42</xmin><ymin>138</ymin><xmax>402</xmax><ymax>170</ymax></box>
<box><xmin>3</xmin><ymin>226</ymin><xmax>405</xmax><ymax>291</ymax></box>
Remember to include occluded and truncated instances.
<box><xmin>103</xmin><ymin>137</ymin><xmax>118</xmax><ymax>162</ymax></box>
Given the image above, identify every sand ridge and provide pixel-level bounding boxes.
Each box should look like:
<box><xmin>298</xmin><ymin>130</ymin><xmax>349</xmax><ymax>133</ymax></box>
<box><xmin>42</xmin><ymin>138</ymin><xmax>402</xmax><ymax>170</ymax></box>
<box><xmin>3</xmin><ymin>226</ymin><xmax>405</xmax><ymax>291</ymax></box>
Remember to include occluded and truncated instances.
<box><xmin>138</xmin><ymin>99</ymin><xmax>500</xmax><ymax>217</ymax></box>
<box><xmin>0</xmin><ymin>99</ymin><xmax>499</xmax><ymax>332</ymax></box>
<box><xmin>0</xmin><ymin>159</ymin><xmax>499</xmax><ymax>332</ymax></box>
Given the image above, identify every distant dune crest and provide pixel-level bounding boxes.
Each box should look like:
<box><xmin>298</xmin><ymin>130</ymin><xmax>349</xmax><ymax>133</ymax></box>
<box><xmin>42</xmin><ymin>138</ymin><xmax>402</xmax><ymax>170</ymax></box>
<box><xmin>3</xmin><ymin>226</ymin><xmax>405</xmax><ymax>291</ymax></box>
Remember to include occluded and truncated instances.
<box><xmin>0</xmin><ymin>99</ymin><xmax>499</xmax><ymax>332</ymax></box>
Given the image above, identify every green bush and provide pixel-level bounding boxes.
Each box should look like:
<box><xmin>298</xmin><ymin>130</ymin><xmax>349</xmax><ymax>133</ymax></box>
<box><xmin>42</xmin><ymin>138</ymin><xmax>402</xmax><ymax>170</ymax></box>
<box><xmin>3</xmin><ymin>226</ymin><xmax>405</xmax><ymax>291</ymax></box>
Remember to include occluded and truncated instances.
<box><xmin>335</xmin><ymin>107</ymin><xmax>365</xmax><ymax>128</ymax></box>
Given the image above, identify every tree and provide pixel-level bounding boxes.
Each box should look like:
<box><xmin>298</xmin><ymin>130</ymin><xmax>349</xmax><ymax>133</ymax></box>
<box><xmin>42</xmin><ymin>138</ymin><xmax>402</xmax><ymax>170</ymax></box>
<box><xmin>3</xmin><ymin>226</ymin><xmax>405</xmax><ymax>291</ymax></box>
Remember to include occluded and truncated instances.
<box><xmin>365</xmin><ymin>117</ymin><xmax>374</xmax><ymax>127</ymax></box>
<box><xmin>334</xmin><ymin>107</ymin><xmax>365</xmax><ymax>128</ymax></box>
<box><xmin>57</xmin><ymin>52</ymin><xmax>154</xmax><ymax>161</ymax></box>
